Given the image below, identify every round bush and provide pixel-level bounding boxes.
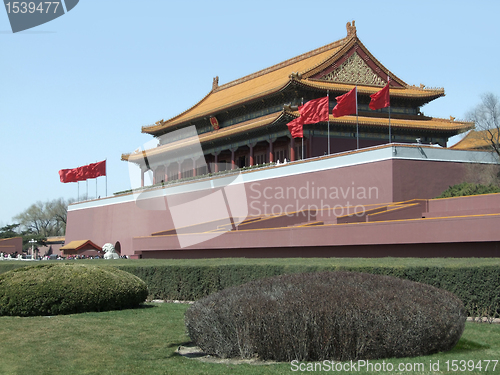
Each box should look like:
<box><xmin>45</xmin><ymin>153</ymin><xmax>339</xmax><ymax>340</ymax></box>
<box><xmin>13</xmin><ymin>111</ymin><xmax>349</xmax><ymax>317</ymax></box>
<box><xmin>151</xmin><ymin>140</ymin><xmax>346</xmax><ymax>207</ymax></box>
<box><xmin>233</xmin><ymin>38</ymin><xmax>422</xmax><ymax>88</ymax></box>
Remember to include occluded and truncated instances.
<box><xmin>0</xmin><ymin>263</ymin><xmax>148</xmax><ymax>316</ymax></box>
<box><xmin>185</xmin><ymin>271</ymin><xmax>466</xmax><ymax>361</ymax></box>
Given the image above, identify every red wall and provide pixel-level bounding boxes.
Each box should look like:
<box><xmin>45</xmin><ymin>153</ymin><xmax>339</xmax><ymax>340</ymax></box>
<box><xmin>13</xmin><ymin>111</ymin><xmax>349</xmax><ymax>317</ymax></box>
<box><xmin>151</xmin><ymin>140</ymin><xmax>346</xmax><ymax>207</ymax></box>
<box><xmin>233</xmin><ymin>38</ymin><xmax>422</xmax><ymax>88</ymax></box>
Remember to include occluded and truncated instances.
<box><xmin>0</xmin><ymin>237</ymin><xmax>23</xmax><ymax>255</ymax></box>
<box><xmin>66</xmin><ymin>156</ymin><xmax>477</xmax><ymax>257</ymax></box>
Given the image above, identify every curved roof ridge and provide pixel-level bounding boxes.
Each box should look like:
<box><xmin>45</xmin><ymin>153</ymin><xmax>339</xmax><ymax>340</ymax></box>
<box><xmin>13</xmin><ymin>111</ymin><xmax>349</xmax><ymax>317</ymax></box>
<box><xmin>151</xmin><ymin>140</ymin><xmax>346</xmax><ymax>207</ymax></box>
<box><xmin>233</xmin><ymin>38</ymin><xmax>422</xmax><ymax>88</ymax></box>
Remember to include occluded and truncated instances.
<box><xmin>141</xmin><ymin>89</ymin><xmax>215</xmax><ymax>133</ymax></box>
<box><xmin>142</xmin><ymin>38</ymin><xmax>349</xmax><ymax>134</ymax></box>
<box><xmin>431</xmin><ymin>116</ymin><xmax>472</xmax><ymax>124</ymax></box>
<box><xmin>215</xmin><ymin>37</ymin><xmax>350</xmax><ymax>92</ymax></box>
<box><xmin>301</xmin><ymin>36</ymin><xmax>407</xmax><ymax>88</ymax></box>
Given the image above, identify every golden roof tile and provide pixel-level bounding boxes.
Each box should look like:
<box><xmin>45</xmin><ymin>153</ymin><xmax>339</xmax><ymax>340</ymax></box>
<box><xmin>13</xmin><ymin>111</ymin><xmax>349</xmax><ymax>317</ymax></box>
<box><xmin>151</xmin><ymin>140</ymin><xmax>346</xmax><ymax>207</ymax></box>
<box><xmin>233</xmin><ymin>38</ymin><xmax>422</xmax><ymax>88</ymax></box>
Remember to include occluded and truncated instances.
<box><xmin>60</xmin><ymin>240</ymin><xmax>101</xmax><ymax>251</ymax></box>
<box><xmin>451</xmin><ymin>129</ymin><xmax>498</xmax><ymax>150</ymax></box>
<box><xmin>142</xmin><ymin>40</ymin><xmax>347</xmax><ymax>135</ymax></box>
<box><xmin>142</xmin><ymin>24</ymin><xmax>446</xmax><ymax>136</ymax></box>
<box><xmin>124</xmin><ymin>113</ymin><xmax>282</xmax><ymax>162</ymax></box>
<box><xmin>283</xmin><ymin>110</ymin><xmax>472</xmax><ymax>132</ymax></box>
<box><xmin>124</xmin><ymin>112</ymin><xmax>472</xmax><ymax>162</ymax></box>
<box><xmin>326</xmin><ymin>115</ymin><xmax>472</xmax><ymax>132</ymax></box>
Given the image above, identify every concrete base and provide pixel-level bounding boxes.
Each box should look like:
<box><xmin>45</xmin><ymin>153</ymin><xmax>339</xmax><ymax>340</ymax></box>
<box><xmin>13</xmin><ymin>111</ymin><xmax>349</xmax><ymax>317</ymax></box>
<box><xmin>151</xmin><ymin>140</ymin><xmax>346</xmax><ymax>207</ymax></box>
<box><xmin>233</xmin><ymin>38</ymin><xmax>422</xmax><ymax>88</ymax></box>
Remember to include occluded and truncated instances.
<box><xmin>65</xmin><ymin>144</ymin><xmax>500</xmax><ymax>258</ymax></box>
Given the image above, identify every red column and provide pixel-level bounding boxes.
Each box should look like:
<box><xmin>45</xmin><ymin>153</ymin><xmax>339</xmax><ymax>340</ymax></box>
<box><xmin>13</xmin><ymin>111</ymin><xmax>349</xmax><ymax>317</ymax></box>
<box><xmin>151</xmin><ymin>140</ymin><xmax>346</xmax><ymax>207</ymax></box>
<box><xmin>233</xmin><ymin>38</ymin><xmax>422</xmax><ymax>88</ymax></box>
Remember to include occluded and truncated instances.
<box><xmin>268</xmin><ymin>139</ymin><xmax>274</xmax><ymax>163</ymax></box>
<box><xmin>231</xmin><ymin>149</ymin><xmax>236</xmax><ymax>170</ymax></box>
<box><xmin>178</xmin><ymin>161</ymin><xmax>182</xmax><ymax>180</ymax></box>
<box><xmin>290</xmin><ymin>137</ymin><xmax>295</xmax><ymax>162</ymax></box>
<box><xmin>164</xmin><ymin>164</ymin><xmax>169</xmax><ymax>182</ymax></box>
<box><xmin>192</xmin><ymin>158</ymin><xmax>197</xmax><ymax>177</ymax></box>
<box><xmin>141</xmin><ymin>168</ymin><xmax>145</xmax><ymax>187</ymax></box>
<box><xmin>214</xmin><ymin>153</ymin><xmax>219</xmax><ymax>173</ymax></box>
<box><xmin>249</xmin><ymin>145</ymin><xmax>254</xmax><ymax>166</ymax></box>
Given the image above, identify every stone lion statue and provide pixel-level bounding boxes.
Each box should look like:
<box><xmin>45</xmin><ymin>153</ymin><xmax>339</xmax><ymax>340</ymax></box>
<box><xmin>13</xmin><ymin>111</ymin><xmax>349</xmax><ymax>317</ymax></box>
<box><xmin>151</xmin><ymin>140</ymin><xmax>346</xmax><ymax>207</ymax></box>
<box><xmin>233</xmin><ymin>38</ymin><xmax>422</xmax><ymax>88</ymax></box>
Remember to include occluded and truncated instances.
<box><xmin>102</xmin><ymin>243</ymin><xmax>120</xmax><ymax>259</ymax></box>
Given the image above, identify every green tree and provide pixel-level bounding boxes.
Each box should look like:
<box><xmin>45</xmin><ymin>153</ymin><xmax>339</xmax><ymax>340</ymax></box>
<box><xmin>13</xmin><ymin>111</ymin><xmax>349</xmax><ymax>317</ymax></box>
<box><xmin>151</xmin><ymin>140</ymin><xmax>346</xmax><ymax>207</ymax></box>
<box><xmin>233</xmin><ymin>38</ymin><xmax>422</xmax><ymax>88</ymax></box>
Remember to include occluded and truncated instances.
<box><xmin>0</xmin><ymin>224</ymin><xmax>21</xmax><ymax>239</ymax></box>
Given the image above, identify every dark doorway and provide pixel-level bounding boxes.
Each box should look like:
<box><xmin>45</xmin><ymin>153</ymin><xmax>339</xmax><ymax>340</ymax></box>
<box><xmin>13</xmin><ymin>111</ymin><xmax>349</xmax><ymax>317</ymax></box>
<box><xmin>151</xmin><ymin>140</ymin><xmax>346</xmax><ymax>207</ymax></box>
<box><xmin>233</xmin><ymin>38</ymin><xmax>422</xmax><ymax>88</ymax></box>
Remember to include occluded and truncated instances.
<box><xmin>114</xmin><ymin>241</ymin><xmax>121</xmax><ymax>255</ymax></box>
<box><xmin>238</xmin><ymin>156</ymin><xmax>246</xmax><ymax>168</ymax></box>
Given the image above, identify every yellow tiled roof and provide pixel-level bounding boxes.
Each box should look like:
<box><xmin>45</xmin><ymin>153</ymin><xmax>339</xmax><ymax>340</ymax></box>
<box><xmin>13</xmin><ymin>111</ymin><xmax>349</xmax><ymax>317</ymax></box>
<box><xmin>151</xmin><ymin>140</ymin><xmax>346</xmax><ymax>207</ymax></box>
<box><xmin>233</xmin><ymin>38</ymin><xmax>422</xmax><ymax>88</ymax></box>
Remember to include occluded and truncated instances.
<box><xmin>123</xmin><ymin>112</ymin><xmax>472</xmax><ymax>162</ymax></box>
<box><xmin>124</xmin><ymin>113</ymin><xmax>282</xmax><ymax>162</ymax></box>
<box><xmin>142</xmin><ymin>29</ymin><xmax>445</xmax><ymax>136</ymax></box>
<box><xmin>142</xmin><ymin>39</ymin><xmax>347</xmax><ymax>134</ymax></box>
<box><xmin>322</xmin><ymin>114</ymin><xmax>473</xmax><ymax>132</ymax></box>
<box><xmin>60</xmin><ymin>240</ymin><xmax>101</xmax><ymax>251</ymax></box>
<box><xmin>451</xmin><ymin>129</ymin><xmax>498</xmax><ymax>150</ymax></box>
<box><xmin>299</xmin><ymin>80</ymin><xmax>444</xmax><ymax>99</ymax></box>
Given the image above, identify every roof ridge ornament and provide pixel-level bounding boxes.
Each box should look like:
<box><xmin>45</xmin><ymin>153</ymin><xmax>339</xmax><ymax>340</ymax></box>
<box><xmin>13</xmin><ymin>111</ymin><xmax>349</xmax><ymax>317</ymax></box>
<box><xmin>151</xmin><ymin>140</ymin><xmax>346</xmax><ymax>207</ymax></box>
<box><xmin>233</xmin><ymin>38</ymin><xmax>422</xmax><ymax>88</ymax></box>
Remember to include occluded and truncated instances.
<box><xmin>346</xmin><ymin>20</ymin><xmax>356</xmax><ymax>37</ymax></box>
<box><xmin>289</xmin><ymin>72</ymin><xmax>302</xmax><ymax>80</ymax></box>
<box><xmin>212</xmin><ymin>76</ymin><xmax>219</xmax><ymax>91</ymax></box>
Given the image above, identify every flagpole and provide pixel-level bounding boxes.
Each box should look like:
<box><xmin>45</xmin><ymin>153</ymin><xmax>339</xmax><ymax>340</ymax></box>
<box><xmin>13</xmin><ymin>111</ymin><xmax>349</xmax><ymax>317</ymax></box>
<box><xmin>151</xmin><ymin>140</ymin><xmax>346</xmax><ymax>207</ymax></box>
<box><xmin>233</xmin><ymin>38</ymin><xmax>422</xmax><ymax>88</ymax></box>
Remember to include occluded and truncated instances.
<box><xmin>356</xmin><ymin>86</ymin><xmax>359</xmax><ymax>149</ymax></box>
<box><xmin>388</xmin><ymin>76</ymin><xmax>391</xmax><ymax>144</ymax></box>
<box><xmin>77</xmin><ymin>181</ymin><xmax>79</xmax><ymax>202</ymax></box>
<box><xmin>388</xmin><ymin>104</ymin><xmax>391</xmax><ymax>144</ymax></box>
<box><xmin>301</xmin><ymin>97</ymin><xmax>304</xmax><ymax>160</ymax></box>
<box><xmin>106</xmin><ymin>158</ymin><xmax>108</xmax><ymax>197</ymax></box>
<box><xmin>327</xmin><ymin>90</ymin><xmax>330</xmax><ymax>155</ymax></box>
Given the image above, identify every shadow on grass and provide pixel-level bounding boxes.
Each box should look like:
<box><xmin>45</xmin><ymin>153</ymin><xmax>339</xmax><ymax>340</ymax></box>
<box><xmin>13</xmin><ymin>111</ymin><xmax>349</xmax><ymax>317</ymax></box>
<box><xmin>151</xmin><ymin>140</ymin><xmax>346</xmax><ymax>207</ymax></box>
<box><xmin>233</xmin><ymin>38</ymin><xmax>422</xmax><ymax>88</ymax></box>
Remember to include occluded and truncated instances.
<box><xmin>137</xmin><ymin>303</ymin><xmax>157</xmax><ymax>309</ymax></box>
<box><xmin>167</xmin><ymin>341</ymin><xmax>202</xmax><ymax>358</ymax></box>
<box><xmin>449</xmin><ymin>338</ymin><xmax>490</xmax><ymax>354</ymax></box>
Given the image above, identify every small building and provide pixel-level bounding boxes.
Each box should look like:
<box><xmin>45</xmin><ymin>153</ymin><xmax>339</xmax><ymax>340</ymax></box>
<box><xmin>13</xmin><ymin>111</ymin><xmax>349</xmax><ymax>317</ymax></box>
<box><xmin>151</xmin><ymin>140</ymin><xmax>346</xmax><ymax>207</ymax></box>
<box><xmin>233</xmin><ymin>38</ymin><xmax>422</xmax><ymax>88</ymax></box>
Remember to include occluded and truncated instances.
<box><xmin>60</xmin><ymin>240</ymin><xmax>102</xmax><ymax>257</ymax></box>
<box><xmin>0</xmin><ymin>237</ymin><xmax>23</xmax><ymax>256</ymax></box>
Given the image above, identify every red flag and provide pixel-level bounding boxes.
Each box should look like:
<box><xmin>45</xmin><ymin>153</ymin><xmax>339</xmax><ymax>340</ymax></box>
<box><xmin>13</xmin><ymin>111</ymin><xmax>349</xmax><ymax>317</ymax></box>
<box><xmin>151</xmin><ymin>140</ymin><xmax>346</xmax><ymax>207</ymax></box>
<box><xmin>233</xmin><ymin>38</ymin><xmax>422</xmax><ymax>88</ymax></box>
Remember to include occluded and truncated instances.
<box><xmin>332</xmin><ymin>87</ymin><xmax>357</xmax><ymax>117</ymax></box>
<box><xmin>59</xmin><ymin>160</ymin><xmax>106</xmax><ymax>183</ymax></box>
<box><xmin>287</xmin><ymin>116</ymin><xmax>304</xmax><ymax>138</ymax></box>
<box><xmin>77</xmin><ymin>164</ymin><xmax>89</xmax><ymax>181</ymax></box>
<box><xmin>369</xmin><ymin>83</ymin><xmax>390</xmax><ymax>110</ymax></box>
<box><xmin>87</xmin><ymin>160</ymin><xmax>106</xmax><ymax>179</ymax></box>
<box><xmin>299</xmin><ymin>96</ymin><xmax>329</xmax><ymax>124</ymax></box>
<box><xmin>59</xmin><ymin>168</ymin><xmax>78</xmax><ymax>183</ymax></box>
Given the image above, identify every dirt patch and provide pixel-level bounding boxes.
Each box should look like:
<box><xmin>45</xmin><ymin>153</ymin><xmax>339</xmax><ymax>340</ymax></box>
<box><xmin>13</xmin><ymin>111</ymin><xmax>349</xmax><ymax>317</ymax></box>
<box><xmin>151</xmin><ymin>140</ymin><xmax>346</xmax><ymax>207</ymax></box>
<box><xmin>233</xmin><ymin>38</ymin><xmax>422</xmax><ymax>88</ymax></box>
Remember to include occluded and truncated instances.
<box><xmin>175</xmin><ymin>343</ymin><xmax>277</xmax><ymax>365</ymax></box>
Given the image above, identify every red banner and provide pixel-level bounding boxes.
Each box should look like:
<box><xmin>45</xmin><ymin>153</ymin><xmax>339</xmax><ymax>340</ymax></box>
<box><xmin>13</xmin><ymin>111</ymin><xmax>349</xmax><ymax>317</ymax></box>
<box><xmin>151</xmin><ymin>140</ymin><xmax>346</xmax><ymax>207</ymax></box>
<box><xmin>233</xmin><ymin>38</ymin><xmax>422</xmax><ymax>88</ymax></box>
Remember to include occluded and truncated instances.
<box><xmin>59</xmin><ymin>168</ymin><xmax>79</xmax><ymax>183</ymax></box>
<box><xmin>286</xmin><ymin>117</ymin><xmax>304</xmax><ymax>138</ymax></box>
<box><xmin>369</xmin><ymin>83</ymin><xmax>390</xmax><ymax>110</ymax></box>
<box><xmin>332</xmin><ymin>87</ymin><xmax>357</xmax><ymax>118</ymax></box>
<box><xmin>299</xmin><ymin>96</ymin><xmax>329</xmax><ymax>124</ymax></box>
<box><xmin>59</xmin><ymin>160</ymin><xmax>106</xmax><ymax>183</ymax></box>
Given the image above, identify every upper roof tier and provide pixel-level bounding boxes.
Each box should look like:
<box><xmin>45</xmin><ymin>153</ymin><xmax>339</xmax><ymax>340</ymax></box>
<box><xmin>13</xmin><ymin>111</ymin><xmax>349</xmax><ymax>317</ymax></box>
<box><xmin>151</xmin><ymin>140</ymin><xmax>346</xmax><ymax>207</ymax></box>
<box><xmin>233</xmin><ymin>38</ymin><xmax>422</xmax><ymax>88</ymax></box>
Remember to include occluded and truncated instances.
<box><xmin>142</xmin><ymin>21</ymin><xmax>445</xmax><ymax>136</ymax></box>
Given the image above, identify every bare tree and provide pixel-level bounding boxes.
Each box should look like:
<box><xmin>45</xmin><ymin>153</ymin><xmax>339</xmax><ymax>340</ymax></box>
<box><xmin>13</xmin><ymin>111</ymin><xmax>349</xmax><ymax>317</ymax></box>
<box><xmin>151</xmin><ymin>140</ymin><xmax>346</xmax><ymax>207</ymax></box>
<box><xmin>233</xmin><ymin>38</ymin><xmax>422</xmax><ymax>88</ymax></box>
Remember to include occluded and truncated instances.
<box><xmin>467</xmin><ymin>93</ymin><xmax>500</xmax><ymax>156</ymax></box>
<box><xmin>464</xmin><ymin>93</ymin><xmax>500</xmax><ymax>185</ymax></box>
<box><xmin>14</xmin><ymin>198</ymin><xmax>74</xmax><ymax>237</ymax></box>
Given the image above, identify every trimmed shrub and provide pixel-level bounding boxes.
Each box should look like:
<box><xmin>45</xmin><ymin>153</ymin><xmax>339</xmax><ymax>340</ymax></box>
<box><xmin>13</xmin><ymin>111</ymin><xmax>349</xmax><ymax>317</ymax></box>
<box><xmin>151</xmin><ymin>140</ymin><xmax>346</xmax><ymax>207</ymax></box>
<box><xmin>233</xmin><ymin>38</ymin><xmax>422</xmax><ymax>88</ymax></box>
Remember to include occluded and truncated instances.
<box><xmin>437</xmin><ymin>182</ymin><xmax>500</xmax><ymax>198</ymax></box>
<box><xmin>0</xmin><ymin>263</ymin><xmax>148</xmax><ymax>316</ymax></box>
<box><xmin>118</xmin><ymin>263</ymin><xmax>500</xmax><ymax>319</ymax></box>
<box><xmin>185</xmin><ymin>271</ymin><xmax>466</xmax><ymax>361</ymax></box>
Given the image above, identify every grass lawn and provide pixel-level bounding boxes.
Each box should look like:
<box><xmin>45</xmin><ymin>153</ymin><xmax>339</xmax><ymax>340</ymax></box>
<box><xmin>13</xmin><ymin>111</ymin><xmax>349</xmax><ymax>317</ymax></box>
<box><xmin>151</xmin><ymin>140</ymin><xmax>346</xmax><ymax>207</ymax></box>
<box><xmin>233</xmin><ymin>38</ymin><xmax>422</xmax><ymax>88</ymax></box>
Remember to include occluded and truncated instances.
<box><xmin>0</xmin><ymin>303</ymin><xmax>499</xmax><ymax>375</ymax></box>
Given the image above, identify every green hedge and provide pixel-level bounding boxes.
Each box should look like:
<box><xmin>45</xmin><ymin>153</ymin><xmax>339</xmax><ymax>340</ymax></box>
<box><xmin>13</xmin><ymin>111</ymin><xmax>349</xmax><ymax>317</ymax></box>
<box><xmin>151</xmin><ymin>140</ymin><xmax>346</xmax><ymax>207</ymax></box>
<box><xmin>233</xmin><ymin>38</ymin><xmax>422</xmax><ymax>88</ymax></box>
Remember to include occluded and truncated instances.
<box><xmin>115</xmin><ymin>263</ymin><xmax>500</xmax><ymax>319</ymax></box>
<box><xmin>437</xmin><ymin>182</ymin><xmax>500</xmax><ymax>198</ymax></box>
<box><xmin>1</xmin><ymin>260</ymin><xmax>499</xmax><ymax>318</ymax></box>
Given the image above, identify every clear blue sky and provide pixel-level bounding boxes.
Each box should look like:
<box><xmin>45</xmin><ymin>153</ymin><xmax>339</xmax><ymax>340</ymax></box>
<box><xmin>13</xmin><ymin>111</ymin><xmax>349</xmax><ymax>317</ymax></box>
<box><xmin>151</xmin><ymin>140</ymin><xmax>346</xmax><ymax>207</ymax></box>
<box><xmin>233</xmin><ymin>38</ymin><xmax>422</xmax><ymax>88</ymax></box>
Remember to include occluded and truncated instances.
<box><xmin>1</xmin><ymin>0</ymin><xmax>499</xmax><ymax>227</ymax></box>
